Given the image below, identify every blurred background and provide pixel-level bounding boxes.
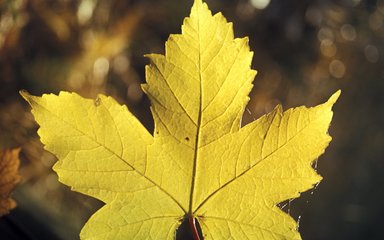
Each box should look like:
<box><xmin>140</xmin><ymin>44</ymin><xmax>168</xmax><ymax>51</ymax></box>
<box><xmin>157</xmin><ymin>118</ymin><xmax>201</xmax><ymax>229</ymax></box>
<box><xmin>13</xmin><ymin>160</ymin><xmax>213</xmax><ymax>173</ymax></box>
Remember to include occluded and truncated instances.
<box><xmin>0</xmin><ymin>0</ymin><xmax>383</xmax><ymax>239</ymax></box>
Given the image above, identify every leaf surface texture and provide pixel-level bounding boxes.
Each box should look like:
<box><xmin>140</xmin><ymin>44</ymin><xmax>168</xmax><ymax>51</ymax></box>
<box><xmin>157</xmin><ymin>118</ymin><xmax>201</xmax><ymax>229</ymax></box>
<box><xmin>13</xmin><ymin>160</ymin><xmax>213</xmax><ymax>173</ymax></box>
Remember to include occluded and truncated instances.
<box><xmin>22</xmin><ymin>0</ymin><xmax>339</xmax><ymax>239</ymax></box>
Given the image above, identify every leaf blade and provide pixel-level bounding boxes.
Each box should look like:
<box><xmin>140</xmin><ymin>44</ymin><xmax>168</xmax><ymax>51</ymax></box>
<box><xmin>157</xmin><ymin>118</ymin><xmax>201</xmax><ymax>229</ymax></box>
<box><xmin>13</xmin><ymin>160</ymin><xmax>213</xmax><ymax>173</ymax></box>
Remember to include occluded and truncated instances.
<box><xmin>194</xmin><ymin>91</ymin><xmax>340</xmax><ymax>239</ymax></box>
<box><xmin>21</xmin><ymin>91</ymin><xmax>185</xmax><ymax>239</ymax></box>
<box><xmin>22</xmin><ymin>0</ymin><xmax>340</xmax><ymax>238</ymax></box>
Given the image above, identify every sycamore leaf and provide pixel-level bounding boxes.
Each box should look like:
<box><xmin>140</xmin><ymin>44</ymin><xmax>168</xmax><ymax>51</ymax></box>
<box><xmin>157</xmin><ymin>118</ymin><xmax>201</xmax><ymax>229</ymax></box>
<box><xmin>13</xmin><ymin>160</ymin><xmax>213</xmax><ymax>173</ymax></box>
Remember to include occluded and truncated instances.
<box><xmin>0</xmin><ymin>148</ymin><xmax>21</xmax><ymax>216</ymax></box>
<box><xmin>21</xmin><ymin>0</ymin><xmax>340</xmax><ymax>239</ymax></box>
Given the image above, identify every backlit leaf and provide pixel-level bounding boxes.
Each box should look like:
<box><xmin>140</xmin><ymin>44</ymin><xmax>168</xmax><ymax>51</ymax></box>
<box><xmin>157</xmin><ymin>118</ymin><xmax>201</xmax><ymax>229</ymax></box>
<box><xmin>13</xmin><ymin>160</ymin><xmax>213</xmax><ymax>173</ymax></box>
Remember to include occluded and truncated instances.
<box><xmin>22</xmin><ymin>0</ymin><xmax>340</xmax><ymax>239</ymax></box>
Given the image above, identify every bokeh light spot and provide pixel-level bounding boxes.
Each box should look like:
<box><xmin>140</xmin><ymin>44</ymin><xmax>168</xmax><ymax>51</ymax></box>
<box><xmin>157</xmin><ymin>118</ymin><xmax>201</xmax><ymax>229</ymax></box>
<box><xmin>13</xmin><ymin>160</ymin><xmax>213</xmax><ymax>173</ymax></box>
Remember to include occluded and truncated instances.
<box><xmin>113</xmin><ymin>55</ymin><xmax>130</xmax><ymax>74</ymax></box>
<box><xmin>320</xmin><ymin>39</ymin><xmax>337</xmax><ymax>57</ymax></box>
<box><xmin>364</xmin><ymin>45</ymin><xmax>379</xmax><ymax>63</ymax></box>
<box><xmin>77</xmin><ymin>0</ymin><xmax>96</xmax><ymax>25</ymax></box>
<box><xmin>340</xmin><ymin>24</ymin><xmax>357</xmax><ymax>41</ymax></box>
<box><xmin>250</xmin><ymin>0</ymin><xmax>270</xmax><ymax>10</ymax></box>
<box><xmin>369</xmin><ymin>12</ymin><xmax>383</xmax><ymax>31</ymax></box>
<box><xmin>329</xmin><ymin>60</ymin><xmax>346</xmax><ymax>78</ymax></box>
<box><xmin>318</xmin><ymin>27</ymin><xmax>334</xmax><ymax>42</ymax></box>
<box><xmin>93</xmin><ymin>57</ymin><xmax>109</xmax><ymax>85</ymax></box>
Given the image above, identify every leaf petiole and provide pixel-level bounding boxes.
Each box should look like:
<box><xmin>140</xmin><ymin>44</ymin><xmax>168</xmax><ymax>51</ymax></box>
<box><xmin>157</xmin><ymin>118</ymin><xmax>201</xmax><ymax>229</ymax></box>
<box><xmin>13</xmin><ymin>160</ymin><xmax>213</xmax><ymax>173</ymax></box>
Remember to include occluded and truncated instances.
<box><xmin>188</xmin><ymin>216</ymin><xmax>200</xmax><ymax>240</ymax></box>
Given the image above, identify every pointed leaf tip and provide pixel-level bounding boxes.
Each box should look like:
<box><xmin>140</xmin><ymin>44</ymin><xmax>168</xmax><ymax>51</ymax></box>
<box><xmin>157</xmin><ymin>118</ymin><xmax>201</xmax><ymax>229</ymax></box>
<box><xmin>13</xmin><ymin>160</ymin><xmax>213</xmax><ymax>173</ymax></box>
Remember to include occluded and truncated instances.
<box><xmin>19</xmin><ymin>90</ymin><xmax>37</xmax><ymax>107</ymax></box>
<box><xmin>192</xmin><ymin>0</ymin><xmax>209</xmax><ymax>14</ymax></box>
<box><xmin>194</xmin><ymin>0</ymin><xmax>204</xmax><ymax>6</ymax></box>
<box><xmin>19</xmin><ymin>90</ymin><xmax>30</xmax><ymax>100</ymax></box>
<box><xmin>20</xmin><ymin>90</ymin><xmax>41</xmax><ymax>107</ymax></box>
<box><xmin>329</xmin><ymin>90</ymin><xmax>341</xmax><ymax>104</ymax></box>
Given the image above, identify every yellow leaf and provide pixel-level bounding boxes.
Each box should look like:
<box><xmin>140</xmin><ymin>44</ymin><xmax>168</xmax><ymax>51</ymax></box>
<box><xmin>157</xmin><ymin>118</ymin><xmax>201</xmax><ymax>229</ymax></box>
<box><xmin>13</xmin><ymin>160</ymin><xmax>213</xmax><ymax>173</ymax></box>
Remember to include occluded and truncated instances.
<box><xmin>21</xmin><ymin>0</ymin><xmax>340</xmax><ymax>239</ymax></box>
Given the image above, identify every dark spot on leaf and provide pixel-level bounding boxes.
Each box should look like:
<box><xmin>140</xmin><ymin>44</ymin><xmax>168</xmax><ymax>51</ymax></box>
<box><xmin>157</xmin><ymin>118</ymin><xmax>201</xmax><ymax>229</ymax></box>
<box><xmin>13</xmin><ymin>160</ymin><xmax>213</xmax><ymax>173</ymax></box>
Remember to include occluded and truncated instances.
<box><xmin>185</xmin><ymin>137</ymin><xmax>189</xmax><ymax>141</ymax></box>
<box><xmin>94</xmin><ymin>97</ymin><xmax>101</xmax><ymax>106</ymax></box>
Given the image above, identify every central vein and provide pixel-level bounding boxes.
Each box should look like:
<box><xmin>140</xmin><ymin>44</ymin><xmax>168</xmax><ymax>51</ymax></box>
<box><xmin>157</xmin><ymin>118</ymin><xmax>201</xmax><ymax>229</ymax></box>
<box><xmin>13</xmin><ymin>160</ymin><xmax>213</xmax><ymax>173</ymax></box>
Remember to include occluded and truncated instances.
<box><xmin>188</xmin><ymin>3</ymin><xmax>203</xmax><ymax>215</ymax></box>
